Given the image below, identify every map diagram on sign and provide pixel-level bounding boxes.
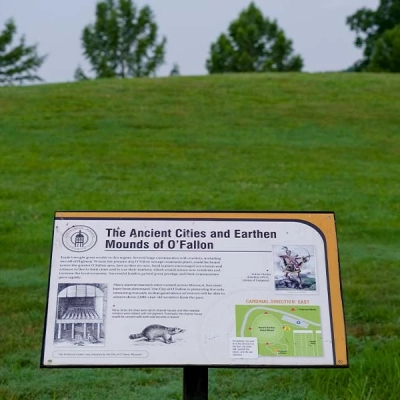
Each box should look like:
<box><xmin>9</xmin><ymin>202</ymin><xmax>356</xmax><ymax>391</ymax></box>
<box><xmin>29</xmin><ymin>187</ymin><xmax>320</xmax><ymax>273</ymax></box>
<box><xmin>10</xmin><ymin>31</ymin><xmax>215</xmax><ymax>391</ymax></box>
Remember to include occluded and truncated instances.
<box><xmin>235</xmin><ymin>305</ymin><xmax>323</xmax><ymax>357</ymax></box>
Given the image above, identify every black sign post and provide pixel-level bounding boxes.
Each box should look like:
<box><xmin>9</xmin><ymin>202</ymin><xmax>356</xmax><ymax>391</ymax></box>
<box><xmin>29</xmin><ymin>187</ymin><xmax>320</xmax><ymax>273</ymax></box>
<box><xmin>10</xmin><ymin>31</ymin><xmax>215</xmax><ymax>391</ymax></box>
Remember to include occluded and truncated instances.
<box><xmin>183</xmin><ymin>366</ymin><xmax>208</xmax><ymax>400</ymax></box>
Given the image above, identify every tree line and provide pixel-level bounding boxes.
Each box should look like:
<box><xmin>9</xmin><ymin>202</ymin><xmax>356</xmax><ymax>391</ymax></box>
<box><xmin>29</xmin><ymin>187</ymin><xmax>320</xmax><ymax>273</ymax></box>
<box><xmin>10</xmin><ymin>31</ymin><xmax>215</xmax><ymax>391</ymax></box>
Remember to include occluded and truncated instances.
<box><xmin>1</xmin><ymin>0</ymin><xmax>400</xmax><ymax>85</ymax></box>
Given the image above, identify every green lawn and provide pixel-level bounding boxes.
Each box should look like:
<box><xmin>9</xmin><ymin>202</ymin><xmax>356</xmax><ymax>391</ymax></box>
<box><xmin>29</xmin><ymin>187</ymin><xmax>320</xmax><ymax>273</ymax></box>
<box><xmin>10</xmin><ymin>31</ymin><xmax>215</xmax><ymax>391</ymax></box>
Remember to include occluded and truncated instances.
<box><xmin>0</xmin><ymin>73</ymin><xmax>399</xmax><ymax>399</ymax></box>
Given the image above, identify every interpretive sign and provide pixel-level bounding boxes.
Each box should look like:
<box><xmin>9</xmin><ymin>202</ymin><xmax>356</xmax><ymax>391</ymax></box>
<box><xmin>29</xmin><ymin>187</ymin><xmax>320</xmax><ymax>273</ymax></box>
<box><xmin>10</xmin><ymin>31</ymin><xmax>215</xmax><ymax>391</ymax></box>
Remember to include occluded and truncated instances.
<box><xmin>41</xmin><ymin>211</ymin><xmax>347</xmax><ymax>367</ymax></box>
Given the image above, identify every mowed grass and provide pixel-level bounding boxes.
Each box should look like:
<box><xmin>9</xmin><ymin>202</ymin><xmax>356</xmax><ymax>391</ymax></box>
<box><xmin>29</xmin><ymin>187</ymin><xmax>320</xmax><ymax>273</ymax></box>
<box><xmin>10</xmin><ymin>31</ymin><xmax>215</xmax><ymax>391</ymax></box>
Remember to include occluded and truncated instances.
<box><xmin>0</xmin><ymin>73</ymin><xmax>399</xmax><ymax>399</ymax></box>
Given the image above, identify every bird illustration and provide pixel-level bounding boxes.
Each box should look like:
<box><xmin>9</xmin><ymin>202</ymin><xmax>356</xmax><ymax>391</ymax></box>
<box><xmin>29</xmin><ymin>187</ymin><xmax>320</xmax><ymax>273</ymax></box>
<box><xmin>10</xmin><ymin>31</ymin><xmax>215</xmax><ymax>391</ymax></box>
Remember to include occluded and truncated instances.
<box><xmin>88</xmin><ymin>334</ymin><xmax>99</xmax><ymax>343</ymax></box>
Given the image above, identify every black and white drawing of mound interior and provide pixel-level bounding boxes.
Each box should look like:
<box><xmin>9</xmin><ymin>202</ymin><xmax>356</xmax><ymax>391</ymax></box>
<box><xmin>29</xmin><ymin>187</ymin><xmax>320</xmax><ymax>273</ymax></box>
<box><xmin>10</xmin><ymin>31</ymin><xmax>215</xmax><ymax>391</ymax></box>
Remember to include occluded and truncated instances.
<box><xmin>55</xmin><ymin>284</ymin><xmax>106</xmax><ymax>345</ymax></box>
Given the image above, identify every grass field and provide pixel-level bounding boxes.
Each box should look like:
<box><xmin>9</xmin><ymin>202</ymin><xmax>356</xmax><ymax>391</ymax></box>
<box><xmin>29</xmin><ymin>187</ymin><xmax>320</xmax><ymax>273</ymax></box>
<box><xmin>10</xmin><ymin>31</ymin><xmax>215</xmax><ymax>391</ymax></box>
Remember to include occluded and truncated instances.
<box><xmin>0</xmin><ymin>73</ymin><xmax>399</xmax><ymax>399</ymax></box>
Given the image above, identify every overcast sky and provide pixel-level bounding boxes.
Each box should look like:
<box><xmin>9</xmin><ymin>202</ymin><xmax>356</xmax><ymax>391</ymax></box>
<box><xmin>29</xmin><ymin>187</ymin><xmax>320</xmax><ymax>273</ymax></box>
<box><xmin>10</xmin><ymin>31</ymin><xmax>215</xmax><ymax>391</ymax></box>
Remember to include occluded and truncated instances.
<box><xmin>1</xmin><ymin>0</ymin><xmax>379</xmax><ymax>83</ymax></box>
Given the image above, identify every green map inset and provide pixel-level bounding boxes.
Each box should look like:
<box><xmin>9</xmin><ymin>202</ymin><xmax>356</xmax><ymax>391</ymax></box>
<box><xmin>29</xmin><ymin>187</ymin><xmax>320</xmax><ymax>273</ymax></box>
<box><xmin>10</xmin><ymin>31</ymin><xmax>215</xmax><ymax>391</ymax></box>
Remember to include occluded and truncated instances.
<box><xmin>236</xmin><ymin>305</ymin><xmax>323</xmax><ymax>357</ymax></box>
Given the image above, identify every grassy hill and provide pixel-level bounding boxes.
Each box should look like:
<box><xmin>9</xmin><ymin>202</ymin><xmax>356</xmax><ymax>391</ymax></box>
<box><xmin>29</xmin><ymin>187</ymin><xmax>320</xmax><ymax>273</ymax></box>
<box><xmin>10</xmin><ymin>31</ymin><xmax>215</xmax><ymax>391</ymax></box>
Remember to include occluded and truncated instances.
<box><xmin>0</xmin><ymin>73</ymin><xmax>399</xmax><ymax>399</ymax></box>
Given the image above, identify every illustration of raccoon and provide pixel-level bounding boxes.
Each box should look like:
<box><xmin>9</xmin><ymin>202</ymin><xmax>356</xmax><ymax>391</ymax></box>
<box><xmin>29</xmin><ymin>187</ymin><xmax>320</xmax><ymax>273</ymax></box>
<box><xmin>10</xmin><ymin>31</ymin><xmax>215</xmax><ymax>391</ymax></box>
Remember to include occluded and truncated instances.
<box><xmin>129</xmin><ymin>324</ymin><xmax>185</xmax><ymax>344</ymax></box>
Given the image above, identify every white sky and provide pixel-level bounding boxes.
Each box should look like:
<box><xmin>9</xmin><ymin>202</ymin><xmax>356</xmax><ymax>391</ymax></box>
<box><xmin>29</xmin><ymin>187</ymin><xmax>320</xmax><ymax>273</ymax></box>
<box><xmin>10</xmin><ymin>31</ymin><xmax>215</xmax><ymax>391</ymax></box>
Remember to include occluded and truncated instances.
<box><xmin>1</xmin><ymin>0</ymin><xmax>379</xmax><ymax>83</ymax></box>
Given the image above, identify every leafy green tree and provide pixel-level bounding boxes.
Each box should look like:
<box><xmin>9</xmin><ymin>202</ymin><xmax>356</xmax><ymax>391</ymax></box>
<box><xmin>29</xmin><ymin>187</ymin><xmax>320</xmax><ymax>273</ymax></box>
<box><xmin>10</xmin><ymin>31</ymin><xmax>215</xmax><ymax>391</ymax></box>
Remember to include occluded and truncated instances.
<box><xmin>77</xmin><ymin>0</ymin><xmax>166</xmax><ymax>79</ymax></box>
<box><xmin>0</xmin><ymin>19</ymin><xmax>46</xmax><ymax>85</ymax></box>
<box><xmin>206</xmin><ymin>2</ymin><xmax>303</xmax><ymax>73</ymax></box>
<box><xmin>346</xmin><ymin>0</ymin><xmax>400</xmax><ymax>71</ymax></box>
<box><xmin>368</xmin><ymin>24</ymin><xmax>400</xmax><ymax>71</ymax></box>
<box><xmin>74</xmin><ymin>65</ymin><xmax>90</xmax><ymax>81</ymax></box>
<box><xmin>169</xmin><ymin>63</ymin><xmax>180</xmax><ymax>76</ymax></box>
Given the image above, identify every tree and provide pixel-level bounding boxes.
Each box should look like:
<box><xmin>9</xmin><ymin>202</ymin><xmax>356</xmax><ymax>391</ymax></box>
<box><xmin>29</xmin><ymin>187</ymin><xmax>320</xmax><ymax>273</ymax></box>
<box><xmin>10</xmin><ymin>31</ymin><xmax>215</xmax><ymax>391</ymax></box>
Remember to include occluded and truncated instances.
<box><xmin>368</xmin><ymin>24</ymin><xmax>400</xmax><ymax>71</ymax></box>
<box><xmin>346</xmin><ymin>0</ymin><xmax>400</xmax><ymax>71</ymax></box>
<box><xmin>0</xmin><ymin>19</ymin><xmax>46</xmax><ymax>85</ymax></box>
<box><xmin>206</xmin><ymin>3</ymin><xmax>303</xmax><ymax>73</ymax></box>
<box><xmin>74</xmin><ymin>65</ymin><xmax>90</xmax><ymax>81</ymax></box>
<box><xmin>169</xmin><ymin>63</ymin><xmax>180</xmax><ymax>76</ymax></box>
<box><xmin>78</xmin><ymin>0</ymin><xmax>166</xmax><ymax>79</ymax></box>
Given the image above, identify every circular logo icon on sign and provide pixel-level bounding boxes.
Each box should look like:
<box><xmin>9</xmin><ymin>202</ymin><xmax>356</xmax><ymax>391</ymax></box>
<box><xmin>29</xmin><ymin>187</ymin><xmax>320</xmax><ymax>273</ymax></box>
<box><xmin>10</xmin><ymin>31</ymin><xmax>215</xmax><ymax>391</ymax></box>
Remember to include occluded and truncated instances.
<box><xmin>62</xmin><ymin>225</ymin><xmax>97</xmax><ymax>252</ymax></box>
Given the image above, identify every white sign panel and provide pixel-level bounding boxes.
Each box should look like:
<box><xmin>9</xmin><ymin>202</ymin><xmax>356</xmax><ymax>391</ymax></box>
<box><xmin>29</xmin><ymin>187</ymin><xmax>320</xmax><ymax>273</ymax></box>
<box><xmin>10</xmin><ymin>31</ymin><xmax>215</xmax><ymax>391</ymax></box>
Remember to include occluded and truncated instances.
<box><xmin>41</xmin><ymin>212</ymin><xmax>347</xmax><ymax>367</ymax></box>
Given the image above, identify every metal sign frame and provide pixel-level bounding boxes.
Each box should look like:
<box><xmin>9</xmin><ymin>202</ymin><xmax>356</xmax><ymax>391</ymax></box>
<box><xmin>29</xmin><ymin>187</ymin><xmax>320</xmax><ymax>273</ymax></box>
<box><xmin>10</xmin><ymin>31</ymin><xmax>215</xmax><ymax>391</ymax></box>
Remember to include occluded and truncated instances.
<box><xmin>41</xmin><ymin>211</ymin><xmax>348</xmax><ymax>368</ymax></box>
